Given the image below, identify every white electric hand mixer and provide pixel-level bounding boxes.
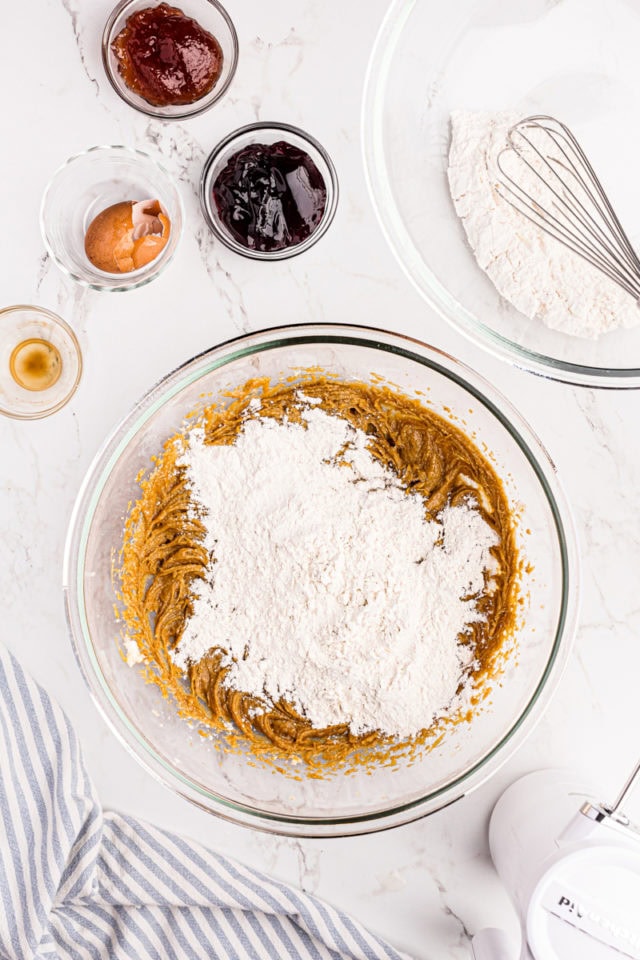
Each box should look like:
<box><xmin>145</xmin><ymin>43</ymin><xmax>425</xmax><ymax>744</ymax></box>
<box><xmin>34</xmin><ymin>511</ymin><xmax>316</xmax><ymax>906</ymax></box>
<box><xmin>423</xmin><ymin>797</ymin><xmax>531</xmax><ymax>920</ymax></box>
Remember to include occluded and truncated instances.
<box><xmin>472</xmin><ymin>759</ymin><xmax>640</xmax><ymax>960</ymax></box>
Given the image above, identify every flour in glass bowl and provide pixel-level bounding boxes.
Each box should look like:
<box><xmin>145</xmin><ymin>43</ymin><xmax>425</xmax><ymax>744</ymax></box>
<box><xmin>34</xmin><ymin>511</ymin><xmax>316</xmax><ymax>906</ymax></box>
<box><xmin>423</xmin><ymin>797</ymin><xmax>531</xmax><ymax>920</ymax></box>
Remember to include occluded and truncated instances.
<box><xmin>448</xmin><ymin>110</ymin><xmax>640</xmax><ymax>340</ymax></box>
<box><xmin>172</xmin><ymin>398</ymin><xmax>499</xmax><ymax>740</ymax></box>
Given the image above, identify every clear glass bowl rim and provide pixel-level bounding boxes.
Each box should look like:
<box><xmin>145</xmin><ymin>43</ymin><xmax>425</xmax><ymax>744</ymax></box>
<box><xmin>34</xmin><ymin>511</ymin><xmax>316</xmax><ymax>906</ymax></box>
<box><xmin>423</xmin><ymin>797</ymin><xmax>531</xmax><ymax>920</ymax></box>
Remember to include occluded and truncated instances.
<box><xmin>101</xmin><ymin>0</ymin><xmax>239</xmax><ymax>120</ymax></box>
<box><xmin>199</xmin><ymin>121</ymin><xmax>340</xmax><ymax>261</ymax></box>
<box><xmin>361</xmin><ymin>0</ymin><xmax>640</xmax><ymax>390</ymax></box>
<box><xmin>0</xmin><ymin>304</ymin><xmax>83</xmax><ymax>420</ymax></box>
<box><xmin>39</xmin><ymin>145</ymin><xmax>184</xmax><ymax>293</ymax></box>
<box><xmin>63</xmin><ymin>322</ymin><xmax>579</xmax><ymax>836</ymax></box>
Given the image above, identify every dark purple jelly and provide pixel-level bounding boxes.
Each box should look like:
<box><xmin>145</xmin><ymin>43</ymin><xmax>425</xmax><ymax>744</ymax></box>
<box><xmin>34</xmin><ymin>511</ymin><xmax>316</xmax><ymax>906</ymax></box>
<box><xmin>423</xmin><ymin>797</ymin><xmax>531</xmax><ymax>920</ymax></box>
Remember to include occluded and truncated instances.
<box><xmin>212</xmin><ymin>141</ymin><xmax>327</xmax><ymax>252</ymax></box>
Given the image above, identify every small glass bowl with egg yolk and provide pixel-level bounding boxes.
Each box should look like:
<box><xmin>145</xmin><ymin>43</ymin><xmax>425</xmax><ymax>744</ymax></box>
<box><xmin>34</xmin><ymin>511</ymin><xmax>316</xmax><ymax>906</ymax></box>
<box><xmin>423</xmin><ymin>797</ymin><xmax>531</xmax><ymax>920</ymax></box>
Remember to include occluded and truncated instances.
<box><xmin>40</xmin><ymin>146</ymin><xmax>183</xmax><ymax>292</ymax></box>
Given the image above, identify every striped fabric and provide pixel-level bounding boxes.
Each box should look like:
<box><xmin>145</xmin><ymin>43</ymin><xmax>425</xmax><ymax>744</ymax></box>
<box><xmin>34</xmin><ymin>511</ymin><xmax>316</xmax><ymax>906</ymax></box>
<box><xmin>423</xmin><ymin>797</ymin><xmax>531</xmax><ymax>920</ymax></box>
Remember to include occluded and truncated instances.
<box><xmin>0</xmin><ymin>647</ymin><xmax>409</xmax><ymax>960</ymax></box>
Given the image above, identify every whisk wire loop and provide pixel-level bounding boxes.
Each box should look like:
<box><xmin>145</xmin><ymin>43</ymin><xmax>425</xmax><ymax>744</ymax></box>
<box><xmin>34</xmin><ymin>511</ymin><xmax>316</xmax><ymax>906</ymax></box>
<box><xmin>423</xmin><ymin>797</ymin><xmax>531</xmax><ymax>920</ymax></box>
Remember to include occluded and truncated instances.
<box><xmin>498</xmin><ymin>121</ymin><xmax>638</xmax><ymax>289</ymax></box>
<box><xmin>498</xmin><ymin>144</ymin><xmax>621</xmax><ymax>281</ymax></box>
<box><xmin>495</xmin><ymin>115</ymin><xmax>640</xmax><ymax>303</ymax></box>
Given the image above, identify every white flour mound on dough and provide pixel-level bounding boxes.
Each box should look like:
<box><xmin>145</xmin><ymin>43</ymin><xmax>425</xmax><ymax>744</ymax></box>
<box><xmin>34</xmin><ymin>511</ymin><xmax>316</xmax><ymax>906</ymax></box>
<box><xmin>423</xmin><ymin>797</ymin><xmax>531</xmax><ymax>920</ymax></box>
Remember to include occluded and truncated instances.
<box><xmin>448</xmin><ymin>110</ymin><xmax>640</xmax><ymax>340</ymax></box>
<box><xmin>173</xmin><ymin>401</ymin><xmax>499</xmax><ymax>739</ymax></box>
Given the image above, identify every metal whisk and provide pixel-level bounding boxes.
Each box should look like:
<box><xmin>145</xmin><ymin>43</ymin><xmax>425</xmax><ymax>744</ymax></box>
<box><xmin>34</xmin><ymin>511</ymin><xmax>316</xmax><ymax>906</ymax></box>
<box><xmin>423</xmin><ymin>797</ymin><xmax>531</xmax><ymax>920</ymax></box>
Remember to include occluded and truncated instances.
<box><xmin>495</xmin><ymin>115</ymin><xmax>640</xmax><ymax>302</ymax></box>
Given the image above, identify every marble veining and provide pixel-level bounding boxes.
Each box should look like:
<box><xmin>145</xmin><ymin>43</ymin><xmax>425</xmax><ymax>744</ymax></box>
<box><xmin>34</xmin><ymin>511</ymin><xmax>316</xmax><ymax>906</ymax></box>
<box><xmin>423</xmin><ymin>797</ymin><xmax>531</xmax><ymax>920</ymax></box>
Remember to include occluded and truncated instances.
<box><xmin>60</xmin><ymin>0</ymin><xmax>101</xmax><ymax>97</ymax></box>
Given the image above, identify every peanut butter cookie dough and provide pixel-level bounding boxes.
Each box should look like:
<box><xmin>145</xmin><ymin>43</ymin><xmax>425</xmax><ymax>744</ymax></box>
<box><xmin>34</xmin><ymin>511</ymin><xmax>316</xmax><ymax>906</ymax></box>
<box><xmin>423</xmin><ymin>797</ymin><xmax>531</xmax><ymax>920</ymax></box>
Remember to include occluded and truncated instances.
<box><xmin>117</xmin><ymin>376</ymin><xmax>520</xmax><ymax>774</ymax></box>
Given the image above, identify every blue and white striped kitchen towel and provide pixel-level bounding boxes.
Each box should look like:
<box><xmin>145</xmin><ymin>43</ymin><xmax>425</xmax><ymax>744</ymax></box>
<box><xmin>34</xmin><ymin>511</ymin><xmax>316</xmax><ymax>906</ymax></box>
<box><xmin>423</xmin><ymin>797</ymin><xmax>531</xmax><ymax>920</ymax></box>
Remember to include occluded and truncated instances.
<box><xmin>0</xmin><ymin>646</ymin><xmax>409</xmax><ymax>960</ymax></box>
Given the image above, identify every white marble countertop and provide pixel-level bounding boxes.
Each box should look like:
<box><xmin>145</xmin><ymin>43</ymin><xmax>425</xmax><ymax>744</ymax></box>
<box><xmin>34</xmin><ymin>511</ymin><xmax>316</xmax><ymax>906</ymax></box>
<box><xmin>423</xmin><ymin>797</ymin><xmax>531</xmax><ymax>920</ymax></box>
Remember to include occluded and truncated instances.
<box><xmin>3</xmin><ymin>2</ymin><xmax>640</xmax><ymax>957</ymax></box>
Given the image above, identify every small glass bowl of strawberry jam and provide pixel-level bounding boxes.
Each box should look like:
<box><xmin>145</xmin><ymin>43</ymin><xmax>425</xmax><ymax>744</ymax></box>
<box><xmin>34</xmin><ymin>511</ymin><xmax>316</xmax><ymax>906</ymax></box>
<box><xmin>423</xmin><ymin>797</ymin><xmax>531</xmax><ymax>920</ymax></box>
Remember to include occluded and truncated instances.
<box><xmin>102</xmin><ymin>0</ymin><xmax>238</xmax><ymax>120</ymax></box>
<box><xmin>200</xmin><ymin>122</ymin><xmax>339</xmax><ymax>260</ymax></box>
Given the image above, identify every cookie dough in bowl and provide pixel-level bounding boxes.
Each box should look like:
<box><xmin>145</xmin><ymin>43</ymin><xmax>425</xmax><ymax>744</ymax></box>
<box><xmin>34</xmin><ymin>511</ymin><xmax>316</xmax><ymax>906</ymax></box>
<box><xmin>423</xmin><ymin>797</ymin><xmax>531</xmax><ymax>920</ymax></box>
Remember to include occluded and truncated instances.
<box><xmin>64</xmin><ymin>324</ymin><xmax>577</xmax><ymax>836</ymax></box>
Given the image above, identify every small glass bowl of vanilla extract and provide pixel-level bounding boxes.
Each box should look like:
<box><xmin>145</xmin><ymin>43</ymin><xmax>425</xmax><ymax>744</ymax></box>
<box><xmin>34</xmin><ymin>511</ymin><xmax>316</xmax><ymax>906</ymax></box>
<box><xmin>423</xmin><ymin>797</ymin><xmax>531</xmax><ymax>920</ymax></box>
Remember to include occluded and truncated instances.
<box><xmin>0</xmin><ymin>306</ymin><xmax>82</xmax><ymax>419</ymax></box>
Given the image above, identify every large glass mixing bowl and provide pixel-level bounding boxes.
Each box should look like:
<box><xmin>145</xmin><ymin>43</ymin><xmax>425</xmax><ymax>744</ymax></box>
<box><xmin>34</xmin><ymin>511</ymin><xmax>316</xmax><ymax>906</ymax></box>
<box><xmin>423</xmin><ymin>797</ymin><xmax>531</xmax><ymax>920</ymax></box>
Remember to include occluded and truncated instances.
<box><xmin>363</xmin><ymin>0</ymin><xmax>640</xmax><ymax>387</ymax></box>
<box><xmin>64</xmin><ymin>324</ymin><xmax>578</xmax><ymax>835</ymax></box>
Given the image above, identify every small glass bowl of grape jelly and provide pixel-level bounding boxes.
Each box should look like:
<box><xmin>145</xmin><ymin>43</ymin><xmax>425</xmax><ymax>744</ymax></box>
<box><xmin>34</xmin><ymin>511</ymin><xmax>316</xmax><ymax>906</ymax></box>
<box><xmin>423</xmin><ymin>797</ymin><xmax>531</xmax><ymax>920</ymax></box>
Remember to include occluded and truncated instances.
<box><xmin>200</xmin><ymin>122</ymin><xmax>339</xmax><ymax>260</ymax></box>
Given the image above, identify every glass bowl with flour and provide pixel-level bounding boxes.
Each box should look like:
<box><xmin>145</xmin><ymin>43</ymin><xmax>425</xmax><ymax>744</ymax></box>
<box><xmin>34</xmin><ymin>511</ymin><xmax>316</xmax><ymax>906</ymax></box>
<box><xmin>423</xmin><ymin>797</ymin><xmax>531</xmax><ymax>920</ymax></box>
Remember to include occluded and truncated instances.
<box><xmin>363</xmin><ymin>0</ymin><xmax>640</xmax><ymax>387</ymax></box>
<box><xmin>64</xmin><ymin>324</ymin><xmax>577</xmax><ymax>836</ymax></box>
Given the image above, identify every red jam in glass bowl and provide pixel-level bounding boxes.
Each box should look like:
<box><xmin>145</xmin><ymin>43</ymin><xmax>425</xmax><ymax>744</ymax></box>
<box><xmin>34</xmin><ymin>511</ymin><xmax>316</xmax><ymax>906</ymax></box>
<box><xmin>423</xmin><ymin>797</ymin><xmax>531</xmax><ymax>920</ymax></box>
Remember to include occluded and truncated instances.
<box><xmin>111</xmin><ymin>3</ymin><xmax>223</xmax><ymax>107</ymax></box>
